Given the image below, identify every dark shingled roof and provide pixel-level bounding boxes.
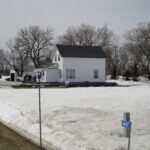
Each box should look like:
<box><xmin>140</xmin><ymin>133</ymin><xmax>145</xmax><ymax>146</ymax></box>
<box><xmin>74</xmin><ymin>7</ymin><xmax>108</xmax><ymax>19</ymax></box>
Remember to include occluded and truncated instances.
<box><xmin>56</xmin><ymin>45</ymin><xmax>107</xmax><ymax>58</ymax></box>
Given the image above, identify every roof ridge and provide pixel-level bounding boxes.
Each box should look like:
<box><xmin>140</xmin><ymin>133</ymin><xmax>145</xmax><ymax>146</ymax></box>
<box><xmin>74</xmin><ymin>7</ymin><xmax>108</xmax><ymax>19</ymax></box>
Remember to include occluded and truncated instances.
<box><xmin>56</xmin><ymin>44</ymin><xmax>101</xmax><ymax>48</ymax></box>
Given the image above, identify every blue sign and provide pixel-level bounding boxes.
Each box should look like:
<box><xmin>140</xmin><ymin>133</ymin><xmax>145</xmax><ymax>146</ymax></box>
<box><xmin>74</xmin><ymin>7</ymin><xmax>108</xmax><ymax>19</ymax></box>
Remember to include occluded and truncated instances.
<box><xmin>37</xmin><ymin>72</ymin><xmax>42</xmax><ymax>79</ymax></box>
<box><xmin>121</xmin><ymin>120</ymin><xmax>131</xmax><ymax>128</ymax></box>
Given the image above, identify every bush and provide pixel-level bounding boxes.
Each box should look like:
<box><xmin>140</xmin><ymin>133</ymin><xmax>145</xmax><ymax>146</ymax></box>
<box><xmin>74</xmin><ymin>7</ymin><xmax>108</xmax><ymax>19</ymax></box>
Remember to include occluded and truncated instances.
<box><xmin>111</xmin><ymin>65</ymin><xmax>117</xmax><ymax>80</ymax></box>
<box><xmin>148</xmin><ymin>74</ymin><xmax>150</xmax><ymax>80</ymax></box>
<box><xmin>132</xmin><ymin>64</ymin><xmax>139</xmax><ymax>81</ymax></box>
<box><xmin>5</xmin><ymin>78</ymin><xmax>10</xmax><ymax>81</ymax></box>
<box><xmin>123</xmin><ymin>69</ymin><xmax>131</xmax><ymax>80</ymax></box>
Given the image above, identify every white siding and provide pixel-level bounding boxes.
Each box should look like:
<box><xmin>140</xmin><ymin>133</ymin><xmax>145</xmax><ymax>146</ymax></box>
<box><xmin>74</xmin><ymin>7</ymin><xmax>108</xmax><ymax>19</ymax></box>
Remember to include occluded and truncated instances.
<box><xmin>53</xmin><ymin>50</ymin><xmax>64</xmax><ymax>82</ymax></box>
<box><xmin>62</xmin><ymin>57</ymin><xmax>105</xmax><ymax>82</ymax></box>
<box><xmin>35</xmin><ymin>69</ymin><xmax>58</xmax><ymax>82</ymax></box>
<box><xmin>35</xmin><ymin>70</ymin><xmax>45</xmax><ymax>82</ymax></box>
<box><xmin>46</xmin><ymin>69</ymin><xmax>58</xmax><ymax>82</ymax></box>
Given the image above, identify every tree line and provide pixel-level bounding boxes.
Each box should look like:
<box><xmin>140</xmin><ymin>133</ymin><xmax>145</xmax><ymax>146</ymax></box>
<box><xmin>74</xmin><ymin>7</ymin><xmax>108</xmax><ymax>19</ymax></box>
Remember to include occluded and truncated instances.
<box><xmin>0</xmin><ymin>22</ymin><xmax>150</xmax><ymax>80</ymax></box>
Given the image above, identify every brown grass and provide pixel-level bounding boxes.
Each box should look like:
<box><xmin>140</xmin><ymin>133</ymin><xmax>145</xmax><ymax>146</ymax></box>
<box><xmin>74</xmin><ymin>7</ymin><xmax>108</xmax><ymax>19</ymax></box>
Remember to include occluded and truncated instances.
<box><xmin>0</xmin><ymin>122</ymin><xmax>44</xmax><ymax>150</ymax></box>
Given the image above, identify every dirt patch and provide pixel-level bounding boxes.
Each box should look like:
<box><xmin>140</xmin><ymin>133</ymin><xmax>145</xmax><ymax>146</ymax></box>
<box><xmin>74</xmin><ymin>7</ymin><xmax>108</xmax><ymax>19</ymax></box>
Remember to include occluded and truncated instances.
<box><xmin>0</xmin><ymin>122</ymin><xmax>45</xmax><ymax>150</ymax></box>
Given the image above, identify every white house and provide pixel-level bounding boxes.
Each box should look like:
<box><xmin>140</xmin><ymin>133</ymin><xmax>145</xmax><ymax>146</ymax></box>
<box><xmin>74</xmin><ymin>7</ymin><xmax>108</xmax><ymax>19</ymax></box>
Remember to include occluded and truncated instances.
<box><xmin>35</xmin><ymin>45</ymin><xmax>107</xmax><ymax>83</ymax></box>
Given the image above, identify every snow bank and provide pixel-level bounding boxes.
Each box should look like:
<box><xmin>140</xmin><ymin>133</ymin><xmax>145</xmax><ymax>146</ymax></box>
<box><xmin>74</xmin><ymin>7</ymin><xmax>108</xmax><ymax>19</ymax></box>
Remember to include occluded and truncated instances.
<box><xmin>0</xmin><ymin>83</ymin><xmax>150</xmax><ymax>150</ymax></box>
<box><xmin>107</xmin><ymin>79</ymin><xmax>145</xmax><ymax>86</ymax></box>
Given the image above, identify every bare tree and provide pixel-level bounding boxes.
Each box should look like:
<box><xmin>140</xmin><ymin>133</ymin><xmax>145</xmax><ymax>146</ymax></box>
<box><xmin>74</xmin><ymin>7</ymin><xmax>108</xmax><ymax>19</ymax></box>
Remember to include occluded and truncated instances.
<box><xmin>118</xmin><ymin>47</ymin><xmax>130</xmax><ymax>73</ymax></box>
<box><xmin>58</xmin><ymin>24</ymin><xmax>118</xmax><ymax>75</ymax></box>
<box><xmin>58</xmin><ymin>26</ymin><xmax>77</xmax><ymax>45</ymax></box>
<box><xmin>58</xmin><ymin>24</ymin><xmax>117</xmax><ymax>48</ymax></box>
<box><xmin>6</xmin><ymin>40</ymin><xmax>28</xmax><ymax>76</ymax></box>
<box><xmin>125</xmin><ymin>22</ymin><xmax>150</xmax><ymax>76</ymax></box>
<box><xmin>16</xmin><ymin>25</ymin><xmax>54</xmax><ymax>68</ymax></box>
<box><xmin>75</xmin><ymin>24</ymin><xmax>98</xmax><ymax>46</ymax></box>
<box><xmin>0</xmin><ymin>48</ymin><xmax>7</xmax><ymax>74</ymax></box>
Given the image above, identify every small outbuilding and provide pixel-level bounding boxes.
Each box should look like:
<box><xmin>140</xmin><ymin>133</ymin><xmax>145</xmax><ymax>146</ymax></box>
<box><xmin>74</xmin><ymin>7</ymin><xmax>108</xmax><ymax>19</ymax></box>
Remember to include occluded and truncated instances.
<box><xmin>10</xmin><ymin>69</ymin><xmax>18</xmax><ymax>81</ymax></box>
<box><xmin>34</xmin><ymin>64</ymin><xmax>60</xmax><ymax>82</ymax></box>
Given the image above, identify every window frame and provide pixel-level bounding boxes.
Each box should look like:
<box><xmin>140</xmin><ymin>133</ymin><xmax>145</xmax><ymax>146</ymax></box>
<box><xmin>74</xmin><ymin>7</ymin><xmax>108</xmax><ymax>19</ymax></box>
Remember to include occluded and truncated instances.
<box><xmin>58</xmin><ymin>55</ymin><xmax>60</xmax><ymax>61</ymax></box>
<box><xmin>55</xmin><ymin>55</ymin><xmax>57</xmax><ymax>62</ymax></box>
<box><xmin>66</xmin><ymin>69</ymin><xmax>76</xmax><ymax>79</ymax></box>
<box><xmin>94</xmin><ymin>69</ymin><xmax>99</xmax><ymax>79</ymax></box>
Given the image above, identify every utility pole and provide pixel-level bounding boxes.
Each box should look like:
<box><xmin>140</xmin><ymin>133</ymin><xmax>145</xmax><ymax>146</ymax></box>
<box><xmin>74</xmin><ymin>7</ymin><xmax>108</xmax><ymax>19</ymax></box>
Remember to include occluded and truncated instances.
<box><xmin>38</xmin><ymin>72</ymin><xmax>42</xmax><ymax>150</ymax></box>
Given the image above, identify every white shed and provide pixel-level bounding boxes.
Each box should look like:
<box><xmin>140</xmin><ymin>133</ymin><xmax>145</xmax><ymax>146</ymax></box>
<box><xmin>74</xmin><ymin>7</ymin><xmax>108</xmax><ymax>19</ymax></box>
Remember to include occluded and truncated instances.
<box><xmin>34</xmin><ymin>64</ymin><xmax>60</xmax><ymax>82</ymax></box>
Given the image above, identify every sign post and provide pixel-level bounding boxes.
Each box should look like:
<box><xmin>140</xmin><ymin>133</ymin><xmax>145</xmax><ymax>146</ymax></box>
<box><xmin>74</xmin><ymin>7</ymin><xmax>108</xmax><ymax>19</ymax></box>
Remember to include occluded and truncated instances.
<box><xmin>38</xmin><ymin>72</ymin><xmax>42</xmax><ymax>150</ymax></box>
<box><xmin>128</xmin><ymin>123</ymin><xmax>131</xmax><ymax>150</ymax></box>
<box><xmin>121</xmin><ymin>112</ymin><xmax>131</xmax><ymax>150</ymax></box>
<box><xmin>123</xmin><ymin>112</ymin><xmax>130</xmax><ymax>137</ymax></box>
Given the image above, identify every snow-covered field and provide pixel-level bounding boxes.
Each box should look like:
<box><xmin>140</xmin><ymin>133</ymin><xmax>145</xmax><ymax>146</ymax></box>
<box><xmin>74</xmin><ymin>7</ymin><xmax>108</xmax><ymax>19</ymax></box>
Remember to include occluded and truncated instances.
<box><xmin>0</xmin><ymin>80</ymin><xmax>150</xmax><ymax>150</ymax></box>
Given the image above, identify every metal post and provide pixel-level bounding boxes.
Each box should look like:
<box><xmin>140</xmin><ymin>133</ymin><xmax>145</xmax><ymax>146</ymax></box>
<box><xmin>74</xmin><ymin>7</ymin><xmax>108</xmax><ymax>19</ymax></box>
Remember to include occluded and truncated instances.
<box><xmin>128</xmin><ymin>122</ymin><xmax>131</xmax><ymax>150</ymax></box>
<box><xmin>38</xmin><ymin>76</ymin><xmax>42</xmax><ymax>150</ymax></box>
<box><xmin>123</xmin><ymin>112</ymin><xmax>130</xmax><ymax>137</ymax></box>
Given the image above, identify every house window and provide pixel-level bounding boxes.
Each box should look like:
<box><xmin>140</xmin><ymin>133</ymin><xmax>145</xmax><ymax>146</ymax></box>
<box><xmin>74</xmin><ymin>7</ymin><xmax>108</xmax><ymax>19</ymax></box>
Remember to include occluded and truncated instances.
<box><xmin>58</xmin><ymin>55</ymin><xmax>60</xmax><ymax>61</ymax></box>
<box><xmin>59</xmin><ymin>70</ymin><xmax>62</xmax><ymax>79</ymax></box>
<box><xmin>55</xmin><ymin>55</ymin><xmax>57</xmax><ymax>62</ymax></box>
<box><xmin>94</xmin><ymin>70</ymin><xmax>99</xmax><ymax>79</ymax></box>
<box><xmin>66</xmin><ymin>69</ymin><xmax>75</xmax><ymax>79</ymax></box>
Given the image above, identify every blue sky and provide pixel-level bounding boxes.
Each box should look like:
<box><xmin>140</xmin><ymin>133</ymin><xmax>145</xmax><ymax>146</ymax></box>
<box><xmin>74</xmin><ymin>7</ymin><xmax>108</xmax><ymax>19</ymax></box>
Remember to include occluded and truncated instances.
<box><xmin>0</xmin><ymin>0</ymin><xmax>150</xmax><ymax>48</ymax></box>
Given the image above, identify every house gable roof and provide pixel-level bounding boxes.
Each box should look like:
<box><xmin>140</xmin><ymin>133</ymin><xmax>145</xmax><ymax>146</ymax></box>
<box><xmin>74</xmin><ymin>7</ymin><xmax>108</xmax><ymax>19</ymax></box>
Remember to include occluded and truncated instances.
<box><xmin>56</xmin><ymin>45</ymin><xmax>107</xmax><ymax>58</ymax></box>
